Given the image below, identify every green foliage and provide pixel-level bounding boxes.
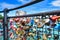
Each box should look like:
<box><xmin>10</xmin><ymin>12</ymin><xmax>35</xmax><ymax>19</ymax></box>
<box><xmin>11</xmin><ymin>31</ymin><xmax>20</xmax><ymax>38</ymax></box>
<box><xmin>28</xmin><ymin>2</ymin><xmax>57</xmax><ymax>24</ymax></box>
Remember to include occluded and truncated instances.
<box><xmin>0</xmin><ymin>14</ymin><xmax>3</xmax><ymax>19</ymax></box>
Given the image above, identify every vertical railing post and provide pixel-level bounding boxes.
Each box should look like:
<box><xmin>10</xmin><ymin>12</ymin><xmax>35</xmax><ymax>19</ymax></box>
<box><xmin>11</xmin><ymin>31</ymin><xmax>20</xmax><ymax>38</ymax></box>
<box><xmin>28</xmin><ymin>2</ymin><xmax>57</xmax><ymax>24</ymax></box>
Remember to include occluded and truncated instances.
<box><xmin>3</xmin><ymin>8</ymin><xmax>9</xmax><ymax>40</ymax></box>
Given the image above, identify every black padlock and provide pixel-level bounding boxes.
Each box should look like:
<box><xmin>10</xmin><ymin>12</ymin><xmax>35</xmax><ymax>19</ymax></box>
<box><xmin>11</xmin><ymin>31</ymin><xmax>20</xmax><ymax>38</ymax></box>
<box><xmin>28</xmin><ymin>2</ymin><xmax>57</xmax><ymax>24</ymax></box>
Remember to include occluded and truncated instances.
<box><xmin>54</xmin><ymin>34</ymin><xmax>59</xmax><ymax>40</ymax></box>
<box><xmin>47</xmin><ymin>28</ymin><xmax>51</xmax><ymax>31</ymax></box>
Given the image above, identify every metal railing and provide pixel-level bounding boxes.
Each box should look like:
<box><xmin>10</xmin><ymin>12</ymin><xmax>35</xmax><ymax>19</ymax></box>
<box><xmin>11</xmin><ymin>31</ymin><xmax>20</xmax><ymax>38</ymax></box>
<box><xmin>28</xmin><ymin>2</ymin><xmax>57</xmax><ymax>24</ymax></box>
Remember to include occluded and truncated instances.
<box><xmin>0</xmin><ymin>0</ymin><xmax>60</xmax><ymax>40</ymax></box>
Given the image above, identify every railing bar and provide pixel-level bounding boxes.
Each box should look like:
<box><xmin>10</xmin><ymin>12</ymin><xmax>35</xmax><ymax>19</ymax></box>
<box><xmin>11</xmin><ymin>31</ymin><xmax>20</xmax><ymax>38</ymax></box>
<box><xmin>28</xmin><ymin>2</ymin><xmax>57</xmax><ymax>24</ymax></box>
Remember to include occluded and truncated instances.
<box><xmin>7</xmin><ymin>11</ymin><xmax>60</xmax><ymax>18</ymax></box>
<box><xmin>8</xmin><ymin>0</ymin><xmax>43</xmax><ymax>12</ymax></box>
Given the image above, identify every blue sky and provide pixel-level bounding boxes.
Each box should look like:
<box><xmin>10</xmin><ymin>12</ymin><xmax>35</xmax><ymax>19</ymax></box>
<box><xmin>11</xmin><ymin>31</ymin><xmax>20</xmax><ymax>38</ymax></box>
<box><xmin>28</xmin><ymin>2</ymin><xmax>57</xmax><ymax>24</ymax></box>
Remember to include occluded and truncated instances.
<box><xmin>0</xmin><ymin>0</ymin><xmax>60</xmax><ymax>16</ymax></box>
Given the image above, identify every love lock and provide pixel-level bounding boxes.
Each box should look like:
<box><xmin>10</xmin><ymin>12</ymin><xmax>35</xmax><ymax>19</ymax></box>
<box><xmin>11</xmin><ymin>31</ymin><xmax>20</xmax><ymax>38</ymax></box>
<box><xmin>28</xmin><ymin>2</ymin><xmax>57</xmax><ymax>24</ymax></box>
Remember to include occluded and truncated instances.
<box><xmin>47</xmin><ymin>28</ymin><xmax>51</xmax><ymax>31</ymax></box>
<box><xmin>54</xmin><ymin>34</ymin><xmax>59</xmax><ymax>40</ymax></box>
<box><xmin>43</xmin><ymin>34</ymin><xmax>47</xmax><ymax>40</ymax></box>
<box><xmin>45</xmin><ymin>22</ymin><xmax>50</xmax><ymax>26</ymax></box>
<box><xmin>51</xmin><ymin>24</ymin><xmax>56</xmax><ymax>28</ymax></box>
<box><xmin>47</xmin><ymin>34</ymin><xmax>52</xmax><ymax>38</ymax></box>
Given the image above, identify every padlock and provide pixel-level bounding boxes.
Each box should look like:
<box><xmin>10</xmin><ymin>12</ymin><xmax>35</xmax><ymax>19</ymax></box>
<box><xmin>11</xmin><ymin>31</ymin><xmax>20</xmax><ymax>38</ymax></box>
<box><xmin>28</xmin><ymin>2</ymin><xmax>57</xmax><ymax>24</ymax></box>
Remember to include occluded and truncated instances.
<box><xmin>54</xmin><ymin>34</ymin><xmax>59</xmax><ymax>40</ymax></box>
<box><xmin>47</xmin><ymin>34</ymin><xmax>52</xmax><ymax>38</ymax></box>
<box><xmin>47</xmin><ymin>28</ymin><xmax>51</xmax><ymax>31</ymax></box>
<box><xmin>15</xmin><ymin>37</ymin><xmax>22</xmax><ymax>40</ymax></box>
<box><xmin>23</xmin><ymin>26</ymin><xmax>30</xmax><ymax>30</ymax></box>
<box><xmin>37</xmin><ymin>23</ymin><xmax>43</xmax><ymax>28</ymax></box>
<box><xmin>43</xmin><ymin>34</ymin><xmax>47</xmax><ymax>40</ymax></box>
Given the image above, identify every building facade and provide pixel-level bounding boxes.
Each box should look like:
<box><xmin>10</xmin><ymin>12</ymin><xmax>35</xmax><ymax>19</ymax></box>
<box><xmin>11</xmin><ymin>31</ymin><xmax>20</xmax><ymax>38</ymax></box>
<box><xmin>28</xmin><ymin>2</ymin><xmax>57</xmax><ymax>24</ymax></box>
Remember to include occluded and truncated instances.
<box><xmin>16</xmin><ymin>10</ymin><xmax>26</xmax><ymax>16</ymax></box>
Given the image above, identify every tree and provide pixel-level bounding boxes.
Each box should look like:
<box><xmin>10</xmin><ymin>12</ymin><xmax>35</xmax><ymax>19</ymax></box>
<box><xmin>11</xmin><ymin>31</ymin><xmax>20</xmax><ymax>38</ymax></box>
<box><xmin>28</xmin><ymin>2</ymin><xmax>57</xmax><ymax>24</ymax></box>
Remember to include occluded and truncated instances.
<box><xmin>0</xmin><ymin>14</ymin><xmax>3</xmax><ymax>19</ymax></box>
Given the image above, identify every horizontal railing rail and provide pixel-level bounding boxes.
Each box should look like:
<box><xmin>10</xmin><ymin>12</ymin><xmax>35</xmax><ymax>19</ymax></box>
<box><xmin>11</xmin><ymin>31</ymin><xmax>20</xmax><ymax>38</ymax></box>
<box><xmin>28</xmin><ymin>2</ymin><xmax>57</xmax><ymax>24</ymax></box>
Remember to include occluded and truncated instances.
<box><xmin>0</xmin><ymin>0</ymin><xmax>43</xmax><ymax>13</ymax></box>
<box><xmin>8</xmin><ymin>10</ymin><xmax>60</xmax><ymax>18</ymax></box>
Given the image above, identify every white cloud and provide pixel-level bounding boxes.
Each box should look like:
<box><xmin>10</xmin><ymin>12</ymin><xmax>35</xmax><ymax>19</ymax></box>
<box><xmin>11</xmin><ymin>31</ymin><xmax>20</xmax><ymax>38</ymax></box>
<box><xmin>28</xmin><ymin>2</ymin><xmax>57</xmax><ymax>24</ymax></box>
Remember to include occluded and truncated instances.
<box><xmin>0</xmin><ymin>2</ymin><xmax>19</xmax><ymax>9</ymax></box>
<box><xmin>51</xmin><ymin>0</ymin><xmax>60</xmax><ymax>6</ymax></box>
<box><xmin>17</xmin><ymin>0</ymin><xmax>32</xmax><ymax>3</ymax></box>
<box><xmin>18</xmin><ymin>0</ymin><xmax>28</xmax><ymax>2</ymax></box>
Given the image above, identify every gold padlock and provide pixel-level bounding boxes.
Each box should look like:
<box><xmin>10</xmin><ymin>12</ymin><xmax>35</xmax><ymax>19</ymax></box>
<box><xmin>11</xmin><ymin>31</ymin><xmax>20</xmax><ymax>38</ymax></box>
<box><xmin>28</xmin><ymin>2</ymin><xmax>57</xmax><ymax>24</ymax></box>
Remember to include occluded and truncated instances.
<box><xmin>37</xmin><ymin>23</ymin><xmax>43</xmax><ymax>28</ymax></box>
<box><xmin>43</xmin><ymin>34</ymin><xmax>47</xmax><ymax>40</ymax></box>
<box><xmin>15</xmin><ymin>37</ymin><xmax>22</xmax><ymax>40</ymax></box>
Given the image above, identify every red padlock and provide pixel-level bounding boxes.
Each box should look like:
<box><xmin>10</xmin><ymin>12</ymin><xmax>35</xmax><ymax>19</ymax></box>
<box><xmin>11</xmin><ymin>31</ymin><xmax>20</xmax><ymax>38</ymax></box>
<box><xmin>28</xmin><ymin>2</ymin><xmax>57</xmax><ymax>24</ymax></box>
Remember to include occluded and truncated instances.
<box><xmin>13</xmin><ymin>18</ymin><xmax>20</xmax><ymax>22</ymax></box>
<box><xmin>22</xmin><ymin>37</ymin><xmax>26</xmax><ymax>40</ymax></box>
<box><xmin>50</xmin><ymin>16</ymin><xmax>59</xmax><ymax>22</ymax></box>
